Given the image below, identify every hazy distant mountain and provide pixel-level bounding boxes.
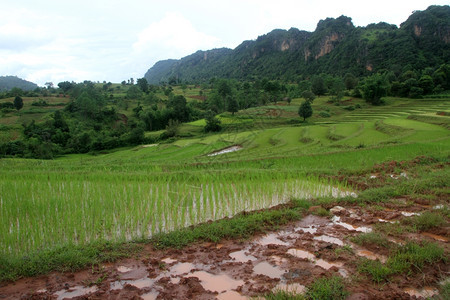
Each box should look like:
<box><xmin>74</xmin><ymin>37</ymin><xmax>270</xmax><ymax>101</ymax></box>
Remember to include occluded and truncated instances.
<box><xmin>144</xmin><ymin>5</ymin><xmax>450</xmax><ymax>83</ymax></box>
<box><xmin>0</xmin><ymin>76</ymin><xmax>39</xmax><ymax>91</ymax></box>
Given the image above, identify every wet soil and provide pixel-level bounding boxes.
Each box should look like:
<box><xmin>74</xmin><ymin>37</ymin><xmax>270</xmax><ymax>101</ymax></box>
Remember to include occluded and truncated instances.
<box><xmin>1</xmin><ymin>199</ymin><xmax>448</xmax><ymax>300</ymax></box>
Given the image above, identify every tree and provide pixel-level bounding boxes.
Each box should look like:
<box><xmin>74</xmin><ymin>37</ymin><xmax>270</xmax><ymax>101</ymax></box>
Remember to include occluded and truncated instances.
<box><xmin>45</xmin><ymin>82</ymin><xmax>54</xmax><ymax>89</ymax></box>
<box><xmin>302</xmin><ymin>90</ymin><xmax>316</xmax><ymax>103</ymax></box>
<box><xmin>204</xmin><ymin>111</ymin><xmax>221</xmax><ymax>132</ymax></box>
<box><xmin>227</xmin><ymin>96</ymin><xmax>238</xmax><ymax>115</ymax></box>
<box><xmin>167</xmin><ymin>95</ymin><xmax>189</xmax><ymax>122</ymax></box>
<box><xmin>126</xmin><ymin>85</ymin><xmax>142</xmax><ymax>99</ymax></box>
<box><xmin>137</xmin><ymin>78</ymin><xmax>149</xmax><ymax>93</ymax></box>
<box><xmin>298</xmin><ymin>101</ymin><xmax>313</xmax><ymax>121</ymax></box>
<box><xmin>58</xmin><ymin>81</ymin><xmax>75</xmax><ymax>93</ymax></box>
<box><xmin>13</xmin><ymin>96</ymin><xmax>23</xmax><ymax>110</ymax></box>
<box><xmin>344</xmin><ymin>73</ymin><xmax>358</xmax><ymax>90</ymax></box>
<box><xmin>311</xmin><ymin>76</ymin><xmax>327</xmax><ymax>96</ymax></box>
<box><xmin>362</xmin><ymin>74</ymin><xmax>388</xmax><ymax>105</ymax></box>
<box><xmin>418</xmin><ymin>75</ymin><xmax>434</xmax><ymax>95</ymax></box>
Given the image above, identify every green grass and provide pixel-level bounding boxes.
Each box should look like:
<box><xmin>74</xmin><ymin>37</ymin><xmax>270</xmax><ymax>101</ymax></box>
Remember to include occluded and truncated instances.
<box><xmin>358</xmin><ymin>242</ymin><xmax>446</xmax><ymax>283</ymax></box>
<box><xmin>305</xmin><ymin>276</ymin><xmax>348</xmax><ymax>300</ymax></box>
<box><xmin>1</xmin><ymin>95</ymin><xmax>449</xmax><ymax>284</ymax></box>
<box><xmin>351</xmin><ymin>232</ymin><xmax>391</xmax><ymax>248</ymax></box>
<box><xmin>401</xmin><ymin>211</ymin><xmax>445</xmax><ymax>231</ymax></box>
<box><xmin>0</xmin><ymin>240</ymin><xmax>141</xmax><ymax>282</ymax></box>
<box><xmin>266</xmin><ymin>290</ymin><xmax>305</xmax><ymax>300</ymax></box>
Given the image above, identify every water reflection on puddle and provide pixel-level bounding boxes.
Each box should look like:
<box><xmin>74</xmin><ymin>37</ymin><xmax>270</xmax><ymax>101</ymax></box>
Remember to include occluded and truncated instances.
<box><xmin>331</xmin><ymin>216</ymin><xmax>372</xmax><ymax>233</ymax></box>
<box><xmin>187</xmin><ymin>271</ymin><xmax>244</xmax><ymax>293</ymax></box>
<box><xmin>141</xmin><ymin>290</ymin><xmax>159</xmax><ymax>300</ymax></box>
<box><xmin>297</xmin><ymin>225</ymin><xmax>318</xmax><ymax>234</ymax></box>
<box><xmin>162</xmin><ymin>257</ymin><xmax>177</xmax><ymax>264</ymax></box>
<box><xmin>313</xmin><ymin>235</ymin><xmax>344</xmax><ymax>246</ymax></box>
<box><xmin>229</xmin><ymin>249</ymin><xmax>257</xmax><ymax>262</ymax></box>
<box><xmin>400</xmin><ymin>211</ymin><xmax>420</xmax><ymax>217</ymax></box>
<box><xmin>356</xmin><ymin>249</ymin><xmax>387</xmax><ymax>263</ymax></box>
<box><xmin>287</xmin><ymin>248</ymin><xmax>342</xmax><ymax>270</ymax></box>
<box><xmin>217</xmin><ymin>290</ymin><xmax>248</xmax><ymax>300</ymax></box>
<box><xmin>257</xmin><ymin>233</ymin><xmax>290</xmax><ymax>246</ymax></box>
<box><xmin>421</xmin><ymin>232</ymin><xmax>448</xmax><ymax>242</ymax></box>
<box><xmin>287</xmin><ymin>249</ymin><xmax>315</xmax><ymax>260</ymax></box>
<box><xmin>117</xmin><ymin>266</ymin><xmax>132</xmax><ymax>273</ymax></box>
<box><xmin>253</xmin><ymin>262</ymin><xmax>286</xmax><ymax>278</ymax></box>
<box><xmin>111</xmin><ymin>277</ymin><xmax>154</xmax><ymax>290</ymax></box>
<box><xmin>169</xmin><ymin>262</ymin><xmax>196</xmax><ymax>275</ymax></box>
<box><xmin>54</xmin><ymin>286</ymin><xmax>98</xmax><ymax>300</ymax></box>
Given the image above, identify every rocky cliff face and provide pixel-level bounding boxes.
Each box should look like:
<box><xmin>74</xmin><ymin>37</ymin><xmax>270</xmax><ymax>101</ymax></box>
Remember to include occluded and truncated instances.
<box><xmin>144</xmin><ymin>5</ymin><xmax>449</xmax><ymax>83</ymax></box>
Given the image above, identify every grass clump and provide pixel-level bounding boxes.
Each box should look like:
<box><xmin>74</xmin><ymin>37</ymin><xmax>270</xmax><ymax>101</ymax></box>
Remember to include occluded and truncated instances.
<box><xmin>265</xmin><ymin>290</ymin><xmax>305</xmax><ymax>300</ymax></box>
<box><xmin>401</xmin><ymin>211</ymin><xmax>445</xmax><ymax>231</ymax></box>
<box><xmin>389</xmin><ymin>242</ymin><xmax>446</xmax><ymax>274</ymax></box>
<box><xmin>440</xmin><ymin>279</ymin><xmax>450</xmax><ymax>300</ymax></box>
<box><xmin>358</xmin><ymin>242</ymin><xmax>446</xmax><ymax>282</ymax></box>
<box><xmin>358</xmin><ymin>259</ymin><xmax>392</xmax><ymax>283</ymax></box>
<box><xmin>305</xmin><ymin>276</ymin><xmax>348</xmax><ymax>300</ymax></box>
<box><xmin>0</xmin><ymin>240</ymin><xmax>141</xmax><ymax>282</ymax></box>
<box><xmin>351</xmin><ymin>232</ymin><xmax>391</xmax><ymax>248</ymax></box>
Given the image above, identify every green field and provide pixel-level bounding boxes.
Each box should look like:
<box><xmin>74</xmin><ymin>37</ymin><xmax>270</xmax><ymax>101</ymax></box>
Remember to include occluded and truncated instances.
<box><xmin>1</xmin><ymin>96</ymin><xmax>449</xmax><ymax>259</ymax></box>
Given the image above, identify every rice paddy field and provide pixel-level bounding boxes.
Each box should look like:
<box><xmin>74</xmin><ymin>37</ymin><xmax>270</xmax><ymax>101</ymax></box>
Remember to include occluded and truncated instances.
<box><xmin>0</xmin><ymin>97</ymin><xmax>449</xmax><ymax>261</ymax></box>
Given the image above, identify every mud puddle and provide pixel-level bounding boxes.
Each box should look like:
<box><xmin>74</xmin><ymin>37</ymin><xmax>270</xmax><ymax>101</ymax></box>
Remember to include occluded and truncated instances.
<box><xmin>1</xmin><ymin>202</ymin><xmax>446</xmax><ymax>300</ymax></box>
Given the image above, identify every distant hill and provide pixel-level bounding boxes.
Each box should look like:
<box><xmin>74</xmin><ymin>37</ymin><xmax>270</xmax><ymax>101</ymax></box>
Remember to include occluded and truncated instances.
<box><xmin>144</xmin><ymin>5</ymin><xmax>450</xmax><ymax>84</ymax></box>
<box><xmin>0</xmin><ymin>76</ymin><xmax>38</xmax><ymax>91</ymax></box>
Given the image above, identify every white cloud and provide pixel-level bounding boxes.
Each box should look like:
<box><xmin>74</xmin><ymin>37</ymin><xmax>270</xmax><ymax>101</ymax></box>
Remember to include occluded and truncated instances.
<box><xmin>133</xmin><ymin>12</ymin><xmax>221</xmax><ymax>59</ymax></box>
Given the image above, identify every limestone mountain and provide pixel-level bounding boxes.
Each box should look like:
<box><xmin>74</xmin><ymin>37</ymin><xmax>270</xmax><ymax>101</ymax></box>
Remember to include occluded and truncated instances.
<box><xmin>144</xmin><ymin>5</ymin><xmax>450</xmax><ymax>84</ymax></box>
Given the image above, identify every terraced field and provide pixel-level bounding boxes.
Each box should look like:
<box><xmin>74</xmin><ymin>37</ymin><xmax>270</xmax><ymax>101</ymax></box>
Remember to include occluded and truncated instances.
<box><xmin>0</xmin><ymin>96</ymin><xmax>449</xmax><ymax>299</ymax></box>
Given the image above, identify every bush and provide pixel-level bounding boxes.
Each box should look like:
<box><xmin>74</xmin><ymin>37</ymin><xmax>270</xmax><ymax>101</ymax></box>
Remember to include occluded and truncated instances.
<box><xmin>319</xmin><ymin>111</ymin><xmax>331</xmax><ymax>118</ymax></box>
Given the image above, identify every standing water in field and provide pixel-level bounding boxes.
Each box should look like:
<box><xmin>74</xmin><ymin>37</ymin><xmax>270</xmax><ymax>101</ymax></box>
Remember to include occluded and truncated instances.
<box><xmin>207</xmin><ymin>145</ymin><xmax>243</xmax><ymax>156</ymax></box>
<box><xmin>0</xmin><ymin>174</ymin><xmax>354</xmax><ymax>256</ymax></box>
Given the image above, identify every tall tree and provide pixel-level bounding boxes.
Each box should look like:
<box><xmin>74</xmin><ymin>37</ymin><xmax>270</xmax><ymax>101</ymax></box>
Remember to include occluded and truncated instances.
<box><xmin>362</xmin><ymin>74</ymin><xmax>389</xmax><ymax>105</ymax></box>
<box><xmin>13</xmin><ymin>96</ymin><xmax>23</xmax><ymax>110</ymax></box>
<box><xmin>298</xmin><ymin>101</ymin><xmax>313</xmax><ymax>121</ymax></box>
<box><xmin>311</xmin><ymin>76</ymin><xmax>327</xmax><ymax>96</ymax></box>
<box><xmin>227</xmin><ymin>96</ymin><xmax>239</xmax><ymax>115</ymax></box>
<box><xmin>137</xmin><ymin>78</ymin><xmax>149</xmax><ymax>93</ymax></box>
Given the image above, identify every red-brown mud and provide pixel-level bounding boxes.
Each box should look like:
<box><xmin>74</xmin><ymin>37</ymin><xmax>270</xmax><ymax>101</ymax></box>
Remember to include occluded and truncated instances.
<box><xmin>0</xmin><ymin>201</ymin><xmax>448</xmax><ymax>299</ymax></box>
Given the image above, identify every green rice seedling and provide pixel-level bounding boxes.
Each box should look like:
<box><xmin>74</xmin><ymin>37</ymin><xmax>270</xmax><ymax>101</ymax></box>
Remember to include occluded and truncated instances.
<box><xmin>326</xmin><ymin>125</ymin><xmax>345</xmax><ymax>141</ymax></box>
<box><xmin>305</xmin><ymin>276</ymin><xmax>348</xmax><ymax>300</ymax></box>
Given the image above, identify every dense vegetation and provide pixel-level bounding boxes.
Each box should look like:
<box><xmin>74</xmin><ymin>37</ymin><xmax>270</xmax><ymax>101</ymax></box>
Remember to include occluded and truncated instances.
<box><xmin>144</xmin><ymin>5</ymin><xmax>450</xmax><ymax>84</ymax></box>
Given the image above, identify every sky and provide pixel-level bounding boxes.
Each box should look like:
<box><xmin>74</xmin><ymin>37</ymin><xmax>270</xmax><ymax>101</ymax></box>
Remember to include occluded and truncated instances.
<box><xmin>1</xmin><ymin>0</ymin><xmax>448</xmax><ymax>86</ymax></box>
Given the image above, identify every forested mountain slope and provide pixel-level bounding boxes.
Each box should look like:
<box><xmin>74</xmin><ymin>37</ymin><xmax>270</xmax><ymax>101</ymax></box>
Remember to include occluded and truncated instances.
<box><xmin>144</xmin><ymin>5</ymin><xmax>450</xmax><ymax>83</ymax></box>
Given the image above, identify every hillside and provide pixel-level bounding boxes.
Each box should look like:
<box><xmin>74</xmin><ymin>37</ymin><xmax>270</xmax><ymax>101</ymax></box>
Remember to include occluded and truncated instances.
<box><xmin>0</xmin><ymin>76</ymin><xmax>38</xmax><ymax>91</ymax></box>
<box><xmin>144</xmin><ymin>5</ymin><xmax>450</xmax><ymax>84</ymax></box>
